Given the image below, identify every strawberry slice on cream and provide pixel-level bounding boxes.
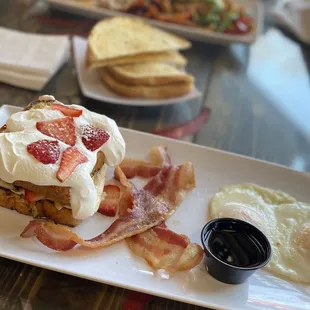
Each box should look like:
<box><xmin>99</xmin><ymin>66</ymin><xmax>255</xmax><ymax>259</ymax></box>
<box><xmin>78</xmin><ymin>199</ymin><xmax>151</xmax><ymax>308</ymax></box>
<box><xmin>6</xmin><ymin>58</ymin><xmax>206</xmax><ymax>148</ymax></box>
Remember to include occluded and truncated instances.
<box><xmin>51</xmin><ymin>104</ymin><xmax>83</xmax><ymax>117</ymax></box>
<box><xmin>36</xmin><ymin>117</ymin><xmax>76</xmax><ymax>146</ymax></box>
<box><xmin>27</xmin><ymin>139</ymin><xmax>60</xmax><ymax>164</ymax></box>
<box><xmin>80</xmin><ymin>124</ymin><xmax>110</xmax><ymax>151</ymax></box>
<box><xmin>56</xmin><ymin>147</ymin><xmax>88</xmax><ymax>182</ymax></box>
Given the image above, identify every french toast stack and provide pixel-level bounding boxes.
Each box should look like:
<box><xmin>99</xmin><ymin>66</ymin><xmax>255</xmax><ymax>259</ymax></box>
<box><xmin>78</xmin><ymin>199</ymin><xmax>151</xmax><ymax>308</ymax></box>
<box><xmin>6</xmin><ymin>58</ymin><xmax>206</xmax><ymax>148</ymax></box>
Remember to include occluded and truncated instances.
<box><xmin>86</xmin><ymin>17</ymin><xmax>195</xmax><ymax>99</ymax></box>
<box><xmin>0</xmin><ymin>95</ymin><xmax>125</xmax><ymax>226</ymax></box>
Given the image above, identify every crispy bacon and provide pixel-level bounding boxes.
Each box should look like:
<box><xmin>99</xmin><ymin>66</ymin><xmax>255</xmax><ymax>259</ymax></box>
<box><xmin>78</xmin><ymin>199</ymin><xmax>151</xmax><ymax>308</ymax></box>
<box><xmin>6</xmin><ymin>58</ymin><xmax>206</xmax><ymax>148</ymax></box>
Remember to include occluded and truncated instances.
<box><xmin>153</xmin><ymin>107</ymin><xmax>211</xmax><ymax>139</ymax></box>
<box><xmin>118</xmin><ymin>189</ymin><xmax>134</xmax><ymax>217</ymax></box>
<box><xmin>98</xmin><ymin>185</ymin><xmax>121</xmax><ymax>217</ymax></box>
<box><xmin>35</xmin><ymin>222</ymin><xmax>77</xmax><ymax>251</ymax></box>
<box><xmin>127</xmin><ymin>226</ymin><xmax>204</xmax><ymax>272</ymax></box>
<box><xmin>118</xmin><ymin>163</ymin><xmax>195</xmax><ymax>214</ymax></box>
<box><xmin>144</xmin><ymin>163</ymin><xmax>196</xmax><ymax>204</ymax></box>
<box><xmin>118</xmin><ymin>163</ymin><xmax>202</xmax><ymax>272</ymax></box>
<box><xmin>114</xmin><ymin>166</ymin><xmax>131</xmax><ymax>188</ymax></box>
<box><xmin>21</xmin><ymin>162</ymin><xmax>195</xmax><ymax>251</ymax></box>
<box><xmin>118</xmin><ymin>159</ymin><xmax>161</xmax><ymax>179</ymax></box>
<box><xmin>149</xmin><ymin>146</ymin><xmax>171</xmax><ymax>166</ymax></box>
<box><xmin>116</xmin><ymin>146</ymin><xmax>171</xmax><ymax>179</ymax></box>
<box><xmin>20</xmin><ymin>220</ymin><xmax>45</xmax><ymax>238</ymax></box>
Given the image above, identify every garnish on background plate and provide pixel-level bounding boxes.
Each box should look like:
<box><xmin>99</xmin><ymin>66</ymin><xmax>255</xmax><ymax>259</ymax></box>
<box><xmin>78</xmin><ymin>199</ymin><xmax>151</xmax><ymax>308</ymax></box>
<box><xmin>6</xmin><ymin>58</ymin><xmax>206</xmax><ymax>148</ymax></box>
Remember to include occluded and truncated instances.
<box><xmin>95</xmin><ymin>0</ymin><xmax>254</xmax><ymax>34</ymax></box>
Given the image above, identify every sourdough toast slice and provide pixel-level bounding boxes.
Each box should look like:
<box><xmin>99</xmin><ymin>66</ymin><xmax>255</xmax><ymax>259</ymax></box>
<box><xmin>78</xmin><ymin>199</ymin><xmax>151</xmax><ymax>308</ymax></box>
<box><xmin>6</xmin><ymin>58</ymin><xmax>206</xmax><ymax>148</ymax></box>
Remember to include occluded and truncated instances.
<box><xmin>99</xmin><ymin>68</ymin><xmax>193</xmax><ymax>99</ymax></box>
<box><xmin>86</xmin><ymin>46</ymin><xmax>187</xmax><ymax>69</ymax></box>
<box><xmin>107</xmin><ymin>62</ymin><xmax>194</xmax><ymax>86</ymax></box>
<box><xmin>88</xmin><ymin>17</ymin><xmax>191</xmax><ymax>62</ymax></box>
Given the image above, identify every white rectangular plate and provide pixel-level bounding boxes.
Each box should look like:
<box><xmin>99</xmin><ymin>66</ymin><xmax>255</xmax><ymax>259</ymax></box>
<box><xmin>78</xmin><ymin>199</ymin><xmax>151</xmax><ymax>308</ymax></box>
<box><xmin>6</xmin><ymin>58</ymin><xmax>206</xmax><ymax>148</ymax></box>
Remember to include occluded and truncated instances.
<box><xmin>48</xmin><ymin>0</ymin><xmax>263</xmax><ymax>45</ymax></box>
<box><xmin>0</xmin><ymin>105</ymin><xmax>310</xmax><ymax>310</ymax></box>
<box><xmin>73</xmin><ymin>36</ymin><xmax>201</xmax><ymax>106</ymax></box>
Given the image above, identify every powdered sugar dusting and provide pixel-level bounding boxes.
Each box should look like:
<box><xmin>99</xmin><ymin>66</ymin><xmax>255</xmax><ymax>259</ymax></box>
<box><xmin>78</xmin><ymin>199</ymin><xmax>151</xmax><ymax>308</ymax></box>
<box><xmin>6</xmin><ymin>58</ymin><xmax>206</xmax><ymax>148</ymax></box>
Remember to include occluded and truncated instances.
<box><xmin>36</xmin><ymin>117</ymin><xmax>76</xmax><ymax>146</ymax></box>
<box><xmin>27</xmin><ymin>139</ymin><xmax>60</xmax><ymax>164</ymax></box>
<box><xmin>80</xmin><ymin>124</ymin><xmax>110</xmax><ymax>151</ymax></box>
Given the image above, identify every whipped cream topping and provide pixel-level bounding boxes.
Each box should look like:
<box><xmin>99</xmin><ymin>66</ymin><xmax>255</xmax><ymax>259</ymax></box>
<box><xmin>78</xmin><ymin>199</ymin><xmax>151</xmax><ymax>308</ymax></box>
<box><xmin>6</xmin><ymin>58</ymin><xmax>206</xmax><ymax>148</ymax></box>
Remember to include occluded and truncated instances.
<box><xmin>0</xmin><ymin>98</ymin><xmax>125</xmax><ymax>219</ymax></box>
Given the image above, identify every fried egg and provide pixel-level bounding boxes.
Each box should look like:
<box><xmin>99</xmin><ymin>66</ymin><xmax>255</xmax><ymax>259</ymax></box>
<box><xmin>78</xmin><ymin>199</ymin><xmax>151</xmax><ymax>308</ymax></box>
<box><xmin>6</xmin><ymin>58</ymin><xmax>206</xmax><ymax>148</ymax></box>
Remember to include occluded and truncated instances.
<box><xmin>209</xmin><ymin>183</ymin><xmax>310</xmax><ymax>283</ymax></box>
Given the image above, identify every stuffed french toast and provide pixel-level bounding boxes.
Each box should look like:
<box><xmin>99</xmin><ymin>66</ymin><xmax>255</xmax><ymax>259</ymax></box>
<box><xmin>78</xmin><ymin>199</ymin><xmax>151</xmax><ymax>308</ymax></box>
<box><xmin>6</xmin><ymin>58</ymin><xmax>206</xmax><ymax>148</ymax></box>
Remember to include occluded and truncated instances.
<box><xmin>0</xmin><ymin>95</ymin><xmax>125</xmax><ymax>226</ymax></box>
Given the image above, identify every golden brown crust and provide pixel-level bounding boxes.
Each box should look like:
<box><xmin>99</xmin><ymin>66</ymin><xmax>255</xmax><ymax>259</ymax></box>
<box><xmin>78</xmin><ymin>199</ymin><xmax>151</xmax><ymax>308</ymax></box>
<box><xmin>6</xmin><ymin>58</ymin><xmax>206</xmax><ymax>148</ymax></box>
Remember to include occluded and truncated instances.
<box><xmin>88</xmin><ymin>17</ymin><xmax>191</xmax><ymax>61</ymax></box>
<box><xmin>100</xmin><ymin>68</ymin><xmax>193</xmax><ymax>99</ymax></box>
<box><xmin>13</xmin><ymin>181</ymin><xmax>71</xmax><ymax>204</ymax></box>
<box><xmin>92</xmin><ymin>151</ymin><xmax>105</xmax><ymax>174</ymax></box>
<box><xmin>0</xmin><ymin>188</ymin><xmax>80</xmax><ymax>226</ymax></box>
<box><xmin>86</xmin><ymin>45</ymin><xmax>187</xmax><ymax>69</ymax></box>
<box><xmin>24</xmin><ymin>97</ymin><xmax>55</xmax><ymax>111</ymax></box>
<box><xmin>107</xmin><ymin>63</ymin><xmax>194</xmax><ymax>86</ymax></box>
<box><xmin>38</xmin><ymin>200</ymin><xmax>80</xmax><ymax>227</ymax></box>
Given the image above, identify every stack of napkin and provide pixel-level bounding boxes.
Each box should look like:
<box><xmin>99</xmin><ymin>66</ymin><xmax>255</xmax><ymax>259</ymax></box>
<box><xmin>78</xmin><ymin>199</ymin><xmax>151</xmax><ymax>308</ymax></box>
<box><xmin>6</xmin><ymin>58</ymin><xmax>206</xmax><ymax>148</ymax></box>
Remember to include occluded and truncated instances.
<box><xmin>0</xmin><ymin>27</ymin><xmax>70</xmax><ymax>90</ymax></box>
<box><xmin>272</xmin><ymin>0</ymin><xmax>310</xmax><ymax>44</ymax></box>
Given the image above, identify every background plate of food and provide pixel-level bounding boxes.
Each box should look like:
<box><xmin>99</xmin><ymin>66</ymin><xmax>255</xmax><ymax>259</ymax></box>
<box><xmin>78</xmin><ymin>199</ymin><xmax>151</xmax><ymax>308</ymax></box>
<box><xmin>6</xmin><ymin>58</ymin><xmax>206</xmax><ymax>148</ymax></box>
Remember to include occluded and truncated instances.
<box><xmin>48</xmin><ymin>0</ymin><xmax>263</xmax><ymax>44</ymax></box>
<box><xmin>73</xmin><ymin>17</ymin><xmax>201</xmax><ymax>106</ymax></box>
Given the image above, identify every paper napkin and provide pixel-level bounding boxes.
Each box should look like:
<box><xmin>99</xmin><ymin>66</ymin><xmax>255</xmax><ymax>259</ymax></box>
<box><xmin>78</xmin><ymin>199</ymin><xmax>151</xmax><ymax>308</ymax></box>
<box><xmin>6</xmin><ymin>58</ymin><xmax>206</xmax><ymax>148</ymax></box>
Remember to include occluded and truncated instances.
<box><xmin>272</xmin><ymin>0</ymin><xmax>310</xmax><ymax>44</ymax></box>
<box><xmin>0</xmin><ymin>27</ymin><xmax>70</xmax><ymax>90</ymax></box>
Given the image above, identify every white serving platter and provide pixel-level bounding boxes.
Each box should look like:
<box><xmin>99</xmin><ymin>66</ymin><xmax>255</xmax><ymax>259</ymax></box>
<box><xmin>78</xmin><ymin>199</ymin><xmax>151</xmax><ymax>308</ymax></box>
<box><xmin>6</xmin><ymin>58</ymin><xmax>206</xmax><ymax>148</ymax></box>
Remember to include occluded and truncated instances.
<box><xmin>72</xmin><ymin>36</ymin><xmax>201</xmax><ymax>106</ymax></box>
<box><xmin>48</xmin><ymin>0</ymin><xmax>263</xmax><ymax>45</ymax></box>
<box><xmin>0</xmin><ymin>104</ymin><xmax>309</xmax><ymax>310</ymax></box>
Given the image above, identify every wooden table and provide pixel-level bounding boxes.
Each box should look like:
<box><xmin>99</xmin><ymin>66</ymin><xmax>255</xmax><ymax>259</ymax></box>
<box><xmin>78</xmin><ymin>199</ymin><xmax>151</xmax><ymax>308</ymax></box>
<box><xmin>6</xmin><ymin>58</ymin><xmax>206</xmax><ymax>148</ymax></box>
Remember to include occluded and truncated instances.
<box><xmin>0</xmin><ymin>0</ymin><xmax>310</xmax><ymax>309</ymax></box>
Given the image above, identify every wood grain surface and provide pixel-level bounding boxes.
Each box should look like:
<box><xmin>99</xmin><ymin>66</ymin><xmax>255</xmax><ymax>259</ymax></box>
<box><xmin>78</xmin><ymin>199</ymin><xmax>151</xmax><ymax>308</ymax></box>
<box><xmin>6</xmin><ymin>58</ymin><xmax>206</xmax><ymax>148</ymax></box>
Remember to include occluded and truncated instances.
<box><xmin>0</xmin><ymin>0</ymin><xmax>310</xmax><ymax>309</ymax></box>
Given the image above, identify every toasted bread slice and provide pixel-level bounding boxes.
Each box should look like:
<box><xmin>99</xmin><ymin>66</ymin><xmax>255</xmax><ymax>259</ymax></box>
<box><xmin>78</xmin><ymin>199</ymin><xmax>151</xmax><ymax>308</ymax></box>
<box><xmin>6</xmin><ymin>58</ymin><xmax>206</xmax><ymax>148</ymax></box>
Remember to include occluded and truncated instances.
<box><xmin>107</xmin><ymin>63</ymin><xmax>194</xmax><ymax>86</ymax></box>
<box><xmin>99</xmin><ymin>68</ymin><xmax>193</xmax><ymax>99</ymax></box>
<box><xmin>0</xmin><ymin>187</ymin><xmax>80</xmax><ymax>226</ymax></box>
<box><xmin>88</xmin><ymin>17</ymin><xmax>191</xmax><ymax>62</ymax></box>
<box><xmin>13</xmin><ymin>151</ymin><xmax>105</xmax><ymax>205</ymax></box>
<box><xmin>0</xmin><ymin>98</ymin><xmax>107</xmax><ymax>226</ymax></box>
<box><xmin>86</xmin><ymin>46</ymin><xmax>187</xmax><ymax>69</ymax></box>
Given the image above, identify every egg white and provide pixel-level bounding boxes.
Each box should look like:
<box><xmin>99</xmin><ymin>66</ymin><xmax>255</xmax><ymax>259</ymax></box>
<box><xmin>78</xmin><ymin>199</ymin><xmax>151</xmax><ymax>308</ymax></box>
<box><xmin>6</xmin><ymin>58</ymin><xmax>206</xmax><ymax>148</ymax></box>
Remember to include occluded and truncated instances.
<box><xmin>209</xmin><ymin>183</ymin><xmax>310</xmax><ymax>284</ymax></box>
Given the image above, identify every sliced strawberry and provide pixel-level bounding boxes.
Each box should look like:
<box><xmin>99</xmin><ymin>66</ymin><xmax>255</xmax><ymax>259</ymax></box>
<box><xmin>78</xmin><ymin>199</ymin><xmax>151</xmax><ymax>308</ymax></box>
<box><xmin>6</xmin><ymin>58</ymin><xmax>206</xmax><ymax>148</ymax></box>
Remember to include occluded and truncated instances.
<box><xmin>27</xmin><ymin>139</ymin><xmax>60</xmax><ymax>164</ymax></box>
<box><xmin>56</xmin><ymin>147</ymin><xmax>88</xmax><ymax>182</ymax></box>
<box><xmin>36</xmin><ymin>117</ymin><xmax>76</xmax><ymax>146</ymax></box>
<box><xmin>51</xmin><ymin>103</ymin><xmax>83</xmax><ymax>117</ymax></box>
<box><xmin>98</xmin><ymin>185</ymin><xmax>121</xmax><ymax>217</ymax></box>
<box><xmin>80</xmin><ymin>125</ymin><xmax>110</xmax><ymax>151</ymax></box>
<box><xmin>25</xmin><ymin>189</ymin><xmax>45</xmax><ymax>204</ymax></box>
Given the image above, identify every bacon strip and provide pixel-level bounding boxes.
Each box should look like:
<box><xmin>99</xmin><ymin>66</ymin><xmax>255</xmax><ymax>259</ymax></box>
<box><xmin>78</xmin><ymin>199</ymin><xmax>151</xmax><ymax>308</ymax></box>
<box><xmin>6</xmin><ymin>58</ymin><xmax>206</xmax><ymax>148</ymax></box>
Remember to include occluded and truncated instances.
<box><xmin>20</xmin><ymin>220</ymin><xmax>45</xmax><ymax>238</ymax></box>
<box><xmin>153</xmin><ymin>107</ymin><xmax>211</xmax><ymax>139</ymax></box>
<box><xmin>116</xmin><ymin>163</ymin><xmax>202</xmax><ymax>272</ymax></box>
<box><xmin>144</xmin><ymin>163</ymin><xmax>196</xmax><ymax>204</ymax></box>
<box><xmin>127</xmin><ymin>226</ymin><xmax>204</xmax><ymax>272</ymax></box>
<box><xmin>114</xmin><ymin>166</ymin><xmax>131</xmax><ymax>188</ymax></box>
<box><xmin>21</xmin><ymin>162</ymin><xmax>196</xmax><ymax>251</ymax></box>
<box><xmin>149</xmin><ymin>146</ymin><xmax>171</xmax><ymax>166</ymax></box>
<box><xmin>98</xmin><ymin>185</ymin><xmax>121</xmax><ymax>217</ymax></box>
<box><xmin>118</xmin><ymin>159</ymin><xmax>161</xmax><ymax>179</ymax></box>
<box><xmin>116</xmin><ymin>146</ymin><xmax>171</xmax><ymax>180</ymax></box>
